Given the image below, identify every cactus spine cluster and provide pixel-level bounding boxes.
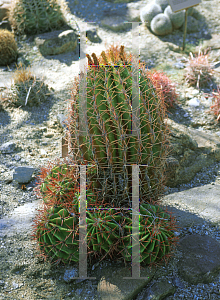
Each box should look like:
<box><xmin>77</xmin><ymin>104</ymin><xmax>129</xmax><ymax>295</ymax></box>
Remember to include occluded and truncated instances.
<box><xmin>68</xmin><ymin>45</ymin><xmax>171</xmax><ymax>208</ymax></box>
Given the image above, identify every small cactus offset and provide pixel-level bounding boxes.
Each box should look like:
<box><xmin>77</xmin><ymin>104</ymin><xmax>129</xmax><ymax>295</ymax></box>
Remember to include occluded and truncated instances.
<box><xmin>68</xmin><ymin>44</ymin><xmax>171</xmax><ymax>208</ymax></box>
<box><xmin>32</xmin><ymin>205</ymin><xmax>80</xmax><ymax>264</ymax></box>
<box><xmin>8</xmin><ymin>0</ymin><xmax>69</xmax><ymax>35</ymax></box>
<box><xmin>119</xmin><ymin>203</ymin><xmax>179</xmax><ymax>266</ymax></box>
<box><xmin>36</xmin><ymin>161</ymin><xmax>100</xmax><ymax>212</ymax></box>
<box><xmin>40</xmin><ymin>163</ymin><xmax>79</xmax><ymax>205</ymax></box>
<box><xmin>0</xmin><ymin>29</ymin><xmax>18</xmax><ymax>66</ymax></box>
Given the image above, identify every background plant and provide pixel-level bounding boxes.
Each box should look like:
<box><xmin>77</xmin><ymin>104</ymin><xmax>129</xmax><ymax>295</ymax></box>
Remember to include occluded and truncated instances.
<box><xmin>146</xmin><ymin>69</ymin><xmax>179</xmax><ymax>108</ymax></box>
<box><xmin>8</xmin><ymin>0</ymin><xmax>69</xmax><ymax>35</ymax></box>
<box><xmin>205</xmin><ymin>86</ymin><xmax>220</xmax><ymax>122</ymax></box>
<box><xmin>32</xmin><ymin>205</ymin><xmax>80</xmax><ymax>264</ymax></box>
<box><xmin>4</xmin><ymin>64</ymin><xmax>52</xmax><ymax>108</ymax></box>
<box><xmin>0</xmin><ymin>29</ymin><xmax>18</xmax><ymax>66</ymax></box>
<box><xmin>184</xmin><ymin>48</ymin><xmax>215</xmax><ymax>89</ymax></box>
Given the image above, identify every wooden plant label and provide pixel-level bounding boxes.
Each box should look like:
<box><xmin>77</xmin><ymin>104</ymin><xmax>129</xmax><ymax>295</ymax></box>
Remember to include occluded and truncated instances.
<box><xmin>61</xmin><ymin>136</ymin><xmax>68</xmax><ymax>158</ymax></box>
<box><xmin>167</xmin><ymin>0</ymin><xmax>201</xmax><ymax>12</ymax></box>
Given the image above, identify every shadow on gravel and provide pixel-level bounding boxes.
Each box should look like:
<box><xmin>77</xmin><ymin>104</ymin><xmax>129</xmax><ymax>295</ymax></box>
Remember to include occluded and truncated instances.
<box><xmin>0</xmin><ymin>110</ymin><xmax>11</xmax><ymax>128</ymax></box>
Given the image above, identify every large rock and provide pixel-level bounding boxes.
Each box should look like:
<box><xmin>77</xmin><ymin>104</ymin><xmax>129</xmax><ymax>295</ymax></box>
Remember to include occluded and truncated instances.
<box><xmin>97</xmin><ymin>263</ymin><xmax>156</xmax><ymax>299</ymax></box>
<box><xmin>34</xmin><ymin>29</ymin><xmax>78</xmax><ymax>56</ymax></box>
<box><xmin>178</xmin><ymin>234</ymin><xmax>220</xmax><ymax>284</ymax></box>
<box><xmin>154</xmin><ymin>0</ymin><xmax>169</xmax><ymax>11</ymax></box>
<box><xmin>151</xmin><ymin>13</ymin><xmax>173</xmax><ymax>36</ymax></box>
<box><xmin>0</xmin><ymin>141</ymin><xmax>17</xmax><ymax>154</ymax></box>
<box><xmin>100</xmin><ymin>6</ymin><xmax>140</xmax><ymax>32</ymax></box>
<box><xmin>140</xmin><ymin>3</ymin><xmax>162</xmax><ymax>27</ymax></box>
<box><xmin>86</xmin><ymin>29</ymin><xmax>101</xmax><ymax>43</ymax></box>
<box><xmin>164</xmin><ymin>5</ymin><xmax>185</xmax><ymax>29</ymax></box>
<box><xmin>142</xmin><ymin>278</ymin><xmax>176</xmax><ymax>299</ymax></box>
<box><xmin>165</xmin><ymin>118</ymin><xmax>220</xmax><ymax>187</ymax></box>
<box><xmin>13</xmin><ymin>166</ymin><xmax>35</xmax><ymax>183</ymax></box>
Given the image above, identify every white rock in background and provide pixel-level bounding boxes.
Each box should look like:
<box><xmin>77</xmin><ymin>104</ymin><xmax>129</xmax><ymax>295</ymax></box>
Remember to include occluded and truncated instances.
<box><xmin>39</xmin><ymin>149</ymin><xmax>47</xmax><ymax>157</ymax></box>
<box><xmin>151</xmin><ymin>13</ymin><xmax>173</xmax><ymax>36</ymax></box>
<box><xmin>187</xmin><ymin>98</ymin><xmax>201</xmax><ymax>107</ymax></box>
<box><xmin>164</xmin><ymin>5</ymin><xmax>185</xmax><ymax>29</ymax></box>
<box><xmin>14</xmin><ymin>154</ymin><xmax>21</xmax><ymax>161</ymax></box>
<box><xmin>13</xmin><ymin>166</ymin><xmax>35</xmax><ymax>183</ymax></box>
<box><xmin>140</xmin><ymin>3</ymin><xmax>162</xmax><ymax>26</ymax></box>
<box><xmin>0</xmin><ymin>141</ymin><xmax>17</xmax><ymax>154</ymax></box>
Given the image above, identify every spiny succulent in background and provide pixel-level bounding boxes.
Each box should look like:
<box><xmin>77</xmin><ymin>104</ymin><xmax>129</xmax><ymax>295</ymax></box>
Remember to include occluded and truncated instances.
<box><xmin>32</xmin><ymin>205</ymin><xmax>81</xmax><ymax>264</ymax></box>
<box><xmin>184</xmin><ymin>48</ymin><xmax>215</xmax><ymax>89</ymax></box>
<box><xmin>5</xmin><ymin>64</ymin><xmax>52</xmax><ymax>108</ymax></box>
<box><xmin>68</xmin><ymin>44</ymin><xmax>171</xmax><ymax>208</ymax></box>
<box><xmin>118</xmin><ymin>203</ymin><xmax>179</xmax><ymax>267</ymax></box>
<box><xmin>146</xmin><ymin>69</ymin><xmax>179</xmax><ymax>108</ymax></box>
<box><xmin>8</xmin><ymin>0</ymin><xmax>69</xmax><ymax>35</ymax></box>
<box><xmin>205</xmin><ymin>86</ymin><xmax>220</xmax><ymax>122</ymax></box>
<box><xmin>0</xmin><ymin>29</ymin><xmax>18</xmax><ymax>66</ymax></box>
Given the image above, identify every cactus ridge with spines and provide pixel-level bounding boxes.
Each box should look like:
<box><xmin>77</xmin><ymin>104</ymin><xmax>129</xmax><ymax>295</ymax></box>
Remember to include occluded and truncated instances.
<box><xmin>68</xmin><ymin>44</ymin><xmax>172</xmax><ymax>207</ymax></box>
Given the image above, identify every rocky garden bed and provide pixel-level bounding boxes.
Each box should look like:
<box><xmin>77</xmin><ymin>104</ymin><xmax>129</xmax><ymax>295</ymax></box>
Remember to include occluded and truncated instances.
<box><xmin>0</xmin><ymin>0</ymin><xmax>220</xmax><ymax>299</ymax></box>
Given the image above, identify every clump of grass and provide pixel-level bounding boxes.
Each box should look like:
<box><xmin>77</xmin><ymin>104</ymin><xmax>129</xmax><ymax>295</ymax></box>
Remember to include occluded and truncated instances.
<box><xmin>4</xmin><ymin>64</ymin><xmax>52</xmax><ymax>108</ymax></box>
<box><xmin>146</xmin><ymin>69</ymin><xmax>179</xmax><ymax>108</ymax></box>
<box><xmin>184</xmin><ymin>48</ymin><xmax>215</xmax><ymax>89</ymax></box>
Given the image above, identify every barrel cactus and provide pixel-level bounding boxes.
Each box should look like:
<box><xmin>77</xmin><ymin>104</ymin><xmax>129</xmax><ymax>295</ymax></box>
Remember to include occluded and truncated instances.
<box><xmin>86</xmin><ymin>208</ymin><xmax>122</xmax><ymax>255</ymax></box>
<box><xmin>0</xmin><ymin>29</ymin><xmax>18</xmax><ymax>66</ymax></box>
<box><xmin>32</xmin><ymin>204</ymin><xmax>123</xmax><ymax>264</ymax></box>
<box><xmin>39</xmin><ymin>162</ymin><xmax>100</xmax><ymax>210</ymax></box>
<box><xmin>119</xmin><ymin>203</ymin><xmax>179</xmax><ymax>266</ymax></box>
<box><xmin>4</xmin><ymin>64</ymin><xmax>52</xmax><ymax>107</ymax></box>
<box><xmin>68</xmin><ymin>44</ymin><xmax>171</xmax><ymax>208</ymax></box>
<box><xmin>8</xmin><ymin>0</ymin><xmax>69</xmax><ymax>35</ymax></box>
<box><xmin>32</xmin><ymin>205</ymin><xmax>80</xmax><ymax>264</ymax></box>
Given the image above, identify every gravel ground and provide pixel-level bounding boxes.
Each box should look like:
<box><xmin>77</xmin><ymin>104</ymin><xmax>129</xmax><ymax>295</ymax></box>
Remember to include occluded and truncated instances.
<box><xmin>0</xmin><ymin>0</ymin><xmax>220</xmax><ymax>299</ymax></box>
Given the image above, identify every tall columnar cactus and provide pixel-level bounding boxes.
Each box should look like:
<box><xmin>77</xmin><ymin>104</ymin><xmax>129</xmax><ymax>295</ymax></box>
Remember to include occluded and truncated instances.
<box><xmin>68</xmin><ymin>45</ymin><xmax>171</xmax><ymax>208</ymax></box>
<box><xmin>8</xmin><ymin>0</ymin><xmax>69</xmax><ymax>35</ymax></box>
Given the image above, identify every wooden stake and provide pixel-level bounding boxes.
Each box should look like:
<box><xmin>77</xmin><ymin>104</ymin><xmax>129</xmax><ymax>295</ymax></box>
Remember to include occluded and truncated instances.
<box><xmin>182</xmin><ymin>8</ymin><xmax>188</xmax><ymax>51</ymax></box>
<box><xmin>61</xmin><ymin>136</ymin><xmax>68</xmax><ymax>158</ymax></box>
